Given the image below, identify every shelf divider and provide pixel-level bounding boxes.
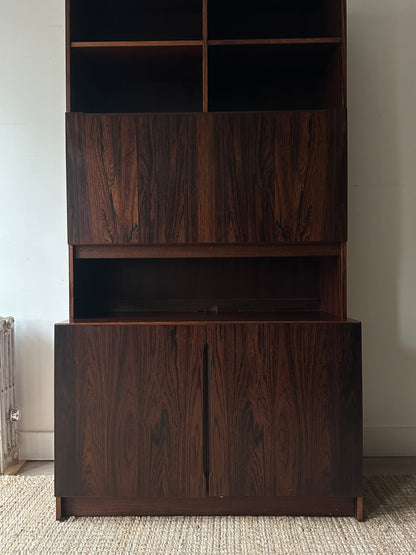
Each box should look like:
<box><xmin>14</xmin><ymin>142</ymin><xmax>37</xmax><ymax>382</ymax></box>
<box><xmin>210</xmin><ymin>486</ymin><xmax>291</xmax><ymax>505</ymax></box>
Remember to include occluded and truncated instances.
<box><xmin>202</xmin><ymin>0</ymin><xmax>208</xmax><ymax>112</ymax></box>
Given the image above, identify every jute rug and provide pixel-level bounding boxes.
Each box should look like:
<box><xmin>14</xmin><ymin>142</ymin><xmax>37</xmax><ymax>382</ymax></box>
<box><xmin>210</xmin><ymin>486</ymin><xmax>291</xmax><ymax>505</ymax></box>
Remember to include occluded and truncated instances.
<box><xmin>0</xmin><ymin>476</ymin><xmax>415</xmax><ymax>554</ymax></box>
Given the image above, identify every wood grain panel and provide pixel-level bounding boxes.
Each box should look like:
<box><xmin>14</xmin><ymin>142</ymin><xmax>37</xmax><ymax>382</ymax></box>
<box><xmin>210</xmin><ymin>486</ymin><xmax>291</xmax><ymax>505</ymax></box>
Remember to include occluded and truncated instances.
<box><xmin>209</xmin><ymin>322</ymin><xmax>362</xmax><ymax>497</ymax></box>
<box><xmin>67</xmin><ymin>111</ymin><xmax>346</xmax><ymax>245</ymax></box>
<box><xmin>67</xmin><ymin>113</ymin><xmax>198</xmax><ymax>244</ymax></box>
<box><xmin>209</xmin><ymin>113</ymin><xmax>276</xmax><ymax>243</ymax></box>
<box><xmin>207</xmin><ymin>111</ymin><xmax>347</xmax><ymax>243</ymax></box>
<box><xmin>67</xmin><ymin>113</ymin><xmax>139</xmax><ymax>244</ymax></box>
<box><xmin>135</xmin><ymin>114</ymin><xmax>198</xmax><ymax>244</ymax></box>
<box><xmin>55</xmin><ymin>324</ymin><xmax>206</xmax><ymax>498</ymax></box>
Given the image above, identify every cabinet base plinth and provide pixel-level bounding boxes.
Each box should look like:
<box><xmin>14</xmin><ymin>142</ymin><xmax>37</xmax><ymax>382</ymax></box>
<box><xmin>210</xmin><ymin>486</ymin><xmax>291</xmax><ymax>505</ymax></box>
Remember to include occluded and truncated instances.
<box><xmin>57</xmin><ymin>496</ymin><xmax>360</xmax><ymax>520</ymax></box>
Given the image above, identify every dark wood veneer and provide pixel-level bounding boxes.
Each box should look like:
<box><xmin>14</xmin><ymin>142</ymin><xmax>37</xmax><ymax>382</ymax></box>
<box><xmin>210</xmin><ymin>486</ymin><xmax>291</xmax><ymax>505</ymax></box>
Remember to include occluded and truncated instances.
<box><xmin>207</xmin><ymin>110</ymin><xmax>346</xmax><ymax>243</ymax></box>
<box><xmin>55</xmin><ymin>325</ymin><xmax>206</xmax><ymax>498</ymax></box>
<box><xmin>55</xmin><ymin>321</ymin><xmax>361</xmax><ymax>500</ymax></box>
<box><xmin>209</xmin><ymin>323</ymin><xmax>362</xmax><ymax>497</ymax></box>
<box><xmin>73</xmin><ymin>244</ymin><xmax>342</xmax><ymax>259</ymax></box>
<box><xmin>67</xmin><ymin>111</ymin><xmax>346</xmax><ymax>245</ymax></box>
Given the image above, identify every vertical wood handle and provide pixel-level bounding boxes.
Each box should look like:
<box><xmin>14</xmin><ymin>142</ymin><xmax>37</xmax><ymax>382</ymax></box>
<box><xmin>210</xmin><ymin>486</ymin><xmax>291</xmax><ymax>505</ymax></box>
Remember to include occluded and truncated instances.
<box><xmin>203</xmin><ymin>343</ymin><xmax>211</xmax><ymax>494</ymax></box>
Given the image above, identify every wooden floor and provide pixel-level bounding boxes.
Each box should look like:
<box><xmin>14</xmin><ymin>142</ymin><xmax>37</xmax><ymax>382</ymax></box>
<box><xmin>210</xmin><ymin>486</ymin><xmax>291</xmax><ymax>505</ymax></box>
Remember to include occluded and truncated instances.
<box><xmin>15</xmin><ymin>458</ymin><xmax>416</xmax><ymax>476</ymax></box>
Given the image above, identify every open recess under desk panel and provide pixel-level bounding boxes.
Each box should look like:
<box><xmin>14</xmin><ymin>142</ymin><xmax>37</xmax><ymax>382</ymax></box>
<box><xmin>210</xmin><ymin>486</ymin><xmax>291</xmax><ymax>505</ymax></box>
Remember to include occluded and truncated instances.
<box><xmin>71</xmin><ymin>255</ymin><xmax>345</xmax><ymax>320</ymax></box>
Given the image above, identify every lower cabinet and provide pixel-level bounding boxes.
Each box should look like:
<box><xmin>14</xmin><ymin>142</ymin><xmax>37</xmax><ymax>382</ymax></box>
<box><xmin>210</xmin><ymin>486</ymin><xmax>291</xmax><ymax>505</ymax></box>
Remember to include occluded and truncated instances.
<box><xmin>55</xmin><ymin>321</ymin><xmax>362</xmax><ymax>518</ymax></box>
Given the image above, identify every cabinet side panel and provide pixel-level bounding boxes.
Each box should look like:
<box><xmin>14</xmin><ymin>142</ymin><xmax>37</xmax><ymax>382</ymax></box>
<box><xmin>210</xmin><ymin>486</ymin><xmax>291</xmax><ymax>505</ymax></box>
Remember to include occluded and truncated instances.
<box><xmin>55</xmin><ymin>324</ymin><xmax>206</xmax><ymax>498</ymax></box>
<box><xmin>209</xmin><ymin>323</ymin><xmax>362</xmax><ymax>497</ymax></box>
<box><xmin>337</xmin><ymin>323</ymin><xmax>363</xmax><ymax>493</ymax></box>
<box><xmin>55</xmin><ymin>325</ymin><xmax>77</xmax><ymax>496</ymax></box>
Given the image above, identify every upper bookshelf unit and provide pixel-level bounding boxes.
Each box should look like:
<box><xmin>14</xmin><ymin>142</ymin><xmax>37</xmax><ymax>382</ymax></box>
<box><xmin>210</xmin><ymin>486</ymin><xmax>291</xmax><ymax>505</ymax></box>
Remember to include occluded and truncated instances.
<box><xmin>67</xmin><ymin>1</ymin><xmax>345</xmax><ymax>113</ymax></box>
<box><xmin>70</xmin><ymin>0</ymin><xmax>203</xmax><ymax>42</ymax></box>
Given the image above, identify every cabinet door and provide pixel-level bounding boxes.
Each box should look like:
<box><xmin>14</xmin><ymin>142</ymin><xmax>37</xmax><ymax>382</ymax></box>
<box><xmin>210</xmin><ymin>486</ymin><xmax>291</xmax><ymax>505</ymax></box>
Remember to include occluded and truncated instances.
<box><xmin>55</xmin><ymin>324</ymin><xmax>205</xmax><ymax>498</ymax></box>
<box><xmin>67</xmin><ymin>113</ymin><xmax>199</xmax><ymax>244</ymax></box>
<box><xmin>200</xmin><ymin>110</ymin><xmax>347</xmax><ymax>244</ymax></box>
<box><xmin>208</xmin><ymin>323</ymin><xmax>362</xmax><ymax>497</ymax></box>
<box><xmin>67</xmin><ymin>110</ymin><xmax>346</xmax><ymax>246</ymax></box>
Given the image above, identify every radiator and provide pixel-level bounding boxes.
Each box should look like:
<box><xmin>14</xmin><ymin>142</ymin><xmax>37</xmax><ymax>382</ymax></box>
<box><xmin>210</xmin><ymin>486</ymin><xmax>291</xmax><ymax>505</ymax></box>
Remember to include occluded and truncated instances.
<box><xmin>0</xmin><ymin>316</ymin><xmax>19</xmax><ymax>474</ymax></box>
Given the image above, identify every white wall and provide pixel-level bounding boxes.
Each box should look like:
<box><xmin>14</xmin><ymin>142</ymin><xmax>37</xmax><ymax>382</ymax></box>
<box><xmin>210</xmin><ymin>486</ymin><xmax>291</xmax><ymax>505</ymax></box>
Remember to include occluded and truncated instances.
<box><xmin>0</xmin><ymin>1</ymin><xmax>414</xmax><ymax>459</ymax></box>
<box><xmin>348</xmin><ymin>0</ymin><xmax>416</xmax><ymax>455</ymax></box>
<box><xmin>0</xmin><ymin>1</ymin><xmax>67</xmax><ymax>459</ymax></box>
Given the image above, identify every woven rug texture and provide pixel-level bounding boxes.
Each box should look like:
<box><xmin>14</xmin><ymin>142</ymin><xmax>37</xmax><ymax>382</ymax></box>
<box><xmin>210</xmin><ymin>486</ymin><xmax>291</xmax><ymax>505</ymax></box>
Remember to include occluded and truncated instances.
<box><xmin>0</xmin><ymin>475</ymin><xmax>415</xmax><ymax>554</ymax></box>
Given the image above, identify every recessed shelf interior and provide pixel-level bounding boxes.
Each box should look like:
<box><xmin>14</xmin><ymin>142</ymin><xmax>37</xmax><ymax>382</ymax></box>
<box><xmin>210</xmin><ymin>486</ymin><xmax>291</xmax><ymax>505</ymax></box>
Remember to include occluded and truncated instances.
<box><xmin>70</xmin><ymin>0</ymin><xmax>202</xmax><ymax>41</ymax></box>
<box><xmin>73</xmin><ymin>257</ymin><xmax>323</xmax><ymax>318</ymax></box>
<box><xmin>208</xmin><ymin>0</ymin><xmax>342</xmax><ymax>39</ymax></box>
<box><xmin>70</xmin><ymin>45</ymin><xmax>202</xmax><ymax>113</ymax></box>
<box><xmin>208</xmin><ymin>43</ymin><xmax>342</xmax><ymax>111</ymax></box>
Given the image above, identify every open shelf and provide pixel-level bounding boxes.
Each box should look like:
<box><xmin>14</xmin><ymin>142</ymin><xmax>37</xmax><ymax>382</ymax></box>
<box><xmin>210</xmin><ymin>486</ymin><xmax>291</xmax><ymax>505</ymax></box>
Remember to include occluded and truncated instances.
<box><xmin>73</xmin><ymin>257</ymin><xmax>322</xmax><ymax>318</ymax></box>
<box><xmin>208</xmin><ymin>43</ymin><xmax>343</xmax><ymax>111</ymax></box>
<box><xmin>70</xmin><ymin>45</ymin><xmax>202</xmax><ymax>113</ymax></box>
<box><xmin>70</xmin><ymin>0</ymin><xmax>202</xmax><ymax>41</ymax></box>
<box><xmin>208</xmin><ymin>0</ymin><xmax>342</xmax><ymax>40</ymax></box>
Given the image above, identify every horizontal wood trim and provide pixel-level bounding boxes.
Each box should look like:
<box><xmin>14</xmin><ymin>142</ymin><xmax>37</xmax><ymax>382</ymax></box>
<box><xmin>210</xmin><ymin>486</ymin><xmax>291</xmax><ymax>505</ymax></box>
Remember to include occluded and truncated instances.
<box><xmin>56</xmin><ymin>313</ymin><xmax>357</xmax><ymax>325</ymax></box>
<box><xmin>73</xmin><ymin>244</ymin><xmax>342</xmax><ymax>259</ymax></box>
<box><xmin>71</xmin><ymin>41</ymin><xmax>204</xmax><ymax>48</ymax></box>
<box><xmin>208</xmin><ymin>38</ymin><xmax>342</xmax><ymax>46</ymax></box>
<box><xmin>60</xmin><ymin>495</ymin><xmax>357</xmax><ymax>518</ymax></box>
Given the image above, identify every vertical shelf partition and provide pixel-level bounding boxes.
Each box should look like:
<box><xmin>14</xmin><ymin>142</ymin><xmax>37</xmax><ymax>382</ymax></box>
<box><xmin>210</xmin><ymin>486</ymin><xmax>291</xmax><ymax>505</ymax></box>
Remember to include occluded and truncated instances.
<box><xmin>56</xmin><ymin>0</ymin><xmax>363</xmax><ymax>521</ymax></box>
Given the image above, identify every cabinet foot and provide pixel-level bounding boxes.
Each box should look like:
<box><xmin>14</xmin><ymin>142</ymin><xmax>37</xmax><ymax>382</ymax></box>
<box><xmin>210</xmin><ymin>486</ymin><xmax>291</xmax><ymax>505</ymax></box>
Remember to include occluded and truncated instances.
<box><xmin>355</xmin><ymin>496</ymin><xmax>364</xmax><ymax>521</ymax></box>
<box><xmin>56</xmin><ymin>497</ymin><xmax>63</xmax><ymax>521</ymax></box>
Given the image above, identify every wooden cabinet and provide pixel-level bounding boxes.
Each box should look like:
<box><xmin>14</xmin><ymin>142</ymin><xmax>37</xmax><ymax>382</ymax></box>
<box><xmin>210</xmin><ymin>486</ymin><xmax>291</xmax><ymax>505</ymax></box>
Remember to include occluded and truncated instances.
<box><xmin>55</xmin><ymin>320</ymin><xmax>361</xmax><ymax>514</ymax></box>
<box><xmin>56</xmin><ymin>0</ymin><xmax>363</xmax><ymax>520</ymax></box>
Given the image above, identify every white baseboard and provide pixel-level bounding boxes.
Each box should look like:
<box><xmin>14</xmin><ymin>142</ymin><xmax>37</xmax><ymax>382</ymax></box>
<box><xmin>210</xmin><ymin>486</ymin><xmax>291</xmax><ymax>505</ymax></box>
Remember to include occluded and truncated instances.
<box><xmin>18</xmin><ymin>432</ymin><xmax>54</xmax><ymax>461</ymax></box>
<box><xmin>364</xmin><ymin>427</ymin><xmax>416</xmax><ymax>457</ymax></box>
<box><xmin>17</xmin><ymin>428</ymin><xmax>416</xmax><ymax>460</ymax></box>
